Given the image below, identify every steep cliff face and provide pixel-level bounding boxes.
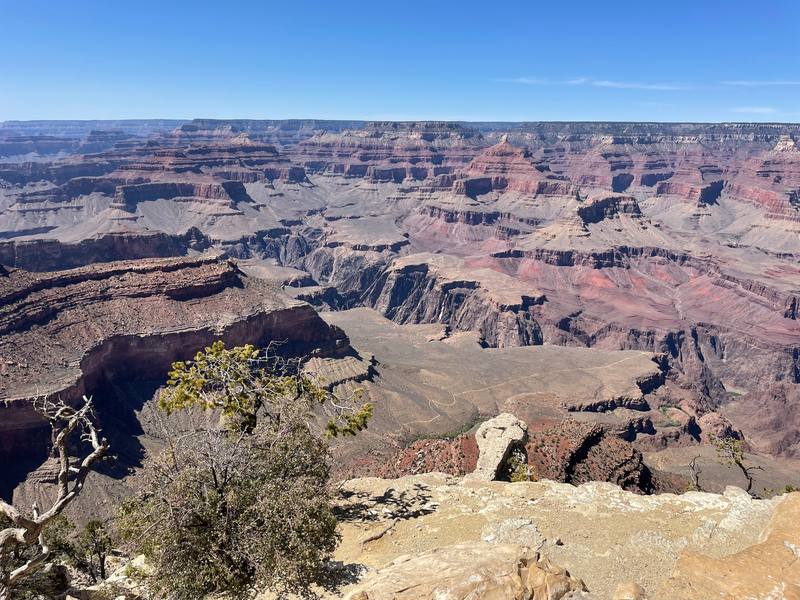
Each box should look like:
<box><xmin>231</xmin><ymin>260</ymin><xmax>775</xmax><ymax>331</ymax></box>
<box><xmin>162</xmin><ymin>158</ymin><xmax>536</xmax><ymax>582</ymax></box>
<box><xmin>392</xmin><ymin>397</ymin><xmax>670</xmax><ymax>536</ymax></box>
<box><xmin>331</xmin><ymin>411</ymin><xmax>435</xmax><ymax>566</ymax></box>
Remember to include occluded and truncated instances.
<box><xmin>352</xmin><ymin>250</ymin><xmax>797</xmax><ymax>384</ymax></box>
<box><xmin>363</xmin><ymin>257</ymin><xmax>544</xmax><ymax>347</ymax></box>
<box><xmin>0</xmin><ymin>228</ymin><xmax>211</xmax><ymax>271</ymax></box>
<box><xmin>0</xmin><ymin>256</ymin><xmax>350</xmax><ymax>496</ymax></box>
<box><xmin>116</xmin><ymin>181</ymin><xmax>250</xmax><ymax>205</ymax></box>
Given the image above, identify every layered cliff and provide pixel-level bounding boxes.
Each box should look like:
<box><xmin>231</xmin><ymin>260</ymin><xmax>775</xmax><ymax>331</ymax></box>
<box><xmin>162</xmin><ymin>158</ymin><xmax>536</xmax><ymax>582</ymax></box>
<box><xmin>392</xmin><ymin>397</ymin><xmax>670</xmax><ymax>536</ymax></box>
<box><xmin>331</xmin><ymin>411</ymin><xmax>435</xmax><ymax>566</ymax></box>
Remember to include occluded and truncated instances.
<box><xmin>0</xmin><ymin>228</ymin><xmax>211</xmax><ymax>271</ymax></box>
<box><xmin>0</xmin><ymin>256</ymin><xmax>350</xmax><ymax>496</ymax></box>
<box><xmin>2</xmin><ymin>119</ymin><xmax>799</xmax><ymax>489</ymax></box>
<box><xmin>453</xmin><ymin>138</ymin><xmax>573</xmax><ymax>198</ymax></box>
<box><xmin>293</xmin><ymin>121</ymin><xmax>484</xmax><ymax>182</ymax></box>
<box><xmin>363</xmin><ymin>254</ymin><xmax>545</xmax><ymax>347</ymax></box>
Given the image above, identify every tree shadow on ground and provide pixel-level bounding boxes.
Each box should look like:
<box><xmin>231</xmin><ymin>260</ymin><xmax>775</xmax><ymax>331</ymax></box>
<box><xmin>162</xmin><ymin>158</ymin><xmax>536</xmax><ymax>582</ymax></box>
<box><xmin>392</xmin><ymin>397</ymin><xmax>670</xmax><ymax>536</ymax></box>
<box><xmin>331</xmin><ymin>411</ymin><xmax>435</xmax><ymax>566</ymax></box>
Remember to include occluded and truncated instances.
<box><xmin>333</xmin><ymin>483</ymin><xmax>437</xmax><ymax>523</ymax></box>
<box><xmin>318</xmin><ymin>561</ymin><xmax>369</xmax><ymax>594</ymax></box>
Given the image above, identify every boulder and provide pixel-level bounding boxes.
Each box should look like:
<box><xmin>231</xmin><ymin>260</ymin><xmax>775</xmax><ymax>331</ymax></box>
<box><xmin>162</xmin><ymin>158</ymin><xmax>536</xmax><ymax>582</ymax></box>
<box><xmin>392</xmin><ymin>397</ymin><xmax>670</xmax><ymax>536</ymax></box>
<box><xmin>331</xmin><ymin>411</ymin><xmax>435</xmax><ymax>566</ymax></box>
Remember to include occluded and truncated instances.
<box><xmin>612</xmin><ymin>582</ymin><xmax>647</xmax><ymax>599</ymax></box>
<box><xmin>343</xmin><ymin>542</ymin><xmax>587</xmax><ymax>600</ymax></box>
<box><xmin>469</xmin><ymin>413</ymin><xmax>528</xmax><ymax>481</ymax></box>
<box><xmin>481</xmin><ymin>518</ymin><xmax>545</xmax><ymax>550</ymax></box>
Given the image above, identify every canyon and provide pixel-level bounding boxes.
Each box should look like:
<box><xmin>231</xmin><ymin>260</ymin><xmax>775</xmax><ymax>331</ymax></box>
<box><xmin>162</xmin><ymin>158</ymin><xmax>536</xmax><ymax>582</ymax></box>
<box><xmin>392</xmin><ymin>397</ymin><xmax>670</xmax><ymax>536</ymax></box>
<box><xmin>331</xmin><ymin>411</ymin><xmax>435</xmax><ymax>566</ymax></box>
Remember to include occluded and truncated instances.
<box><xmin>1</xmin><ymin>118</ymin><xmax>800</xmax><ymax>505</ymax></box>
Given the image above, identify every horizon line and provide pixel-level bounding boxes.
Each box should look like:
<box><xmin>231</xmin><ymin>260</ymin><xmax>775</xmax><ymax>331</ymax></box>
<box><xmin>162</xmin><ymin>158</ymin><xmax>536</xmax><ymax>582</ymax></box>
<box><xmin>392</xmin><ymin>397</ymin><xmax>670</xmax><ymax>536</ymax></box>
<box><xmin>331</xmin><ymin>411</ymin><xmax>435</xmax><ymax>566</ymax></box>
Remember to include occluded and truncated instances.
<box><xmin>3</xmin><ymin>117</ymin><xmax>800</xmax><ymax>126</ymax></box>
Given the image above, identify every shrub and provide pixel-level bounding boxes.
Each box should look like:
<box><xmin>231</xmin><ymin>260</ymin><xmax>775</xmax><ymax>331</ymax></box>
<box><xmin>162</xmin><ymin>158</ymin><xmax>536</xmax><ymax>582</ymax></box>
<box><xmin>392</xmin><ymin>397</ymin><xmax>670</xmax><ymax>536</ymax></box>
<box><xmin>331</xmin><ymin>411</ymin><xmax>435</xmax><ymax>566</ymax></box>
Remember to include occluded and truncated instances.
<box><xmin>120</xmin><ymin>341</ymin><xmax>371</xmax><ymax>599</ymax></box>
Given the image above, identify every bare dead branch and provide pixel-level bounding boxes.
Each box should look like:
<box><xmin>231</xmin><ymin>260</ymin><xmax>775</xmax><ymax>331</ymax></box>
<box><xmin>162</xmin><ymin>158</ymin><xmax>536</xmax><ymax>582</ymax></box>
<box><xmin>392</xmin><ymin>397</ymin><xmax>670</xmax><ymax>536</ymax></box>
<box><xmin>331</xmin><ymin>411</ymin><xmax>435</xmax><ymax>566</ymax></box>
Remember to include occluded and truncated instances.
<box><xmin>360</xmin><ymin>518</ymin><xmax>399</xmax><ymax>548</ymax></box>
<box><xmin>0</xmin><ymin>395</ymin><xmax>109</xmax><ymax>597</ymax></box>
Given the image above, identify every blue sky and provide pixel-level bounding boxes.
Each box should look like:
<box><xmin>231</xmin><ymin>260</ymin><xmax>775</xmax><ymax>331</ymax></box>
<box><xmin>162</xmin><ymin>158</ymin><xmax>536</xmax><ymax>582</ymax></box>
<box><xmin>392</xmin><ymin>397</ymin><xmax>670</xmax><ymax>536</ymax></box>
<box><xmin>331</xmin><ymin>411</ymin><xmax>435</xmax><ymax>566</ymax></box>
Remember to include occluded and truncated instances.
<box><xmin>2</xmin><ymin>0</ymin><xmax>799</xmax><ymax>122</ymax></box>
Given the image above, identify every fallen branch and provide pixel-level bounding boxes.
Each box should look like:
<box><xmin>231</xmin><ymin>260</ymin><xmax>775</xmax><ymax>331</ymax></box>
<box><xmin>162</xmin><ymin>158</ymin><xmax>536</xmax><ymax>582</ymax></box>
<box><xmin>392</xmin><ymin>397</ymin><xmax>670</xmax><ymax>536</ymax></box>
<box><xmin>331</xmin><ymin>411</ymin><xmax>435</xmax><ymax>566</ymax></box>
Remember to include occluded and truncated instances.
<box><xmin>360</xmin><ymin>518</ymin><xmax>399</xmax><ymax>549</ymax></box>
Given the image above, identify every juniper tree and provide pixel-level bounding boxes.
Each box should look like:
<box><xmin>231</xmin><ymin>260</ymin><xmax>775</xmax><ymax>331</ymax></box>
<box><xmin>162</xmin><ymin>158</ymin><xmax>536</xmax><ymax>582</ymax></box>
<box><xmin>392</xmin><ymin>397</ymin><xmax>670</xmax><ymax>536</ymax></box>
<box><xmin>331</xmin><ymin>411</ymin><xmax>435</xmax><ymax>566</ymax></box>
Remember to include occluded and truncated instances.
<box><xmin>713</xmin><ymin>436</ymin><xmax>763</xmax><ymax>495</ymax></box>
<box><xmin>119</xmin><ymin>341</ymin><xmax>372</xmax><ymax>599</ymax></box>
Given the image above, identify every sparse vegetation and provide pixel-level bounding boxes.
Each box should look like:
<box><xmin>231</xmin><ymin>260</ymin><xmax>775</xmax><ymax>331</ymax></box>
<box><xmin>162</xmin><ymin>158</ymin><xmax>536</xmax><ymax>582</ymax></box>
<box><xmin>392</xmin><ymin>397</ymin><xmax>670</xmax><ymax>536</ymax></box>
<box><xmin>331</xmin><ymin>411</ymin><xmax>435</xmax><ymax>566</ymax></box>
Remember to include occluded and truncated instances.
<box><xmin>406</xmin><ymin>415</ymin><xmax>484</xmax><ymax>444</ymax></box>
<box><xmin>73</xmin><ymin>520</ymin><xmax>113</xmax><ymax>582</ymax></box>
<box><xmin>120</xmin><ymin>341</ymin><xmax>372</xmax><ymax>599</ymax></box>
<box><xmin>713</xmin><ymin>436</ymin><xmax>763</xmax><ymax>496</ymax></box>
<box><xmin>501</xmin><ymin>447</ymin><xmax>534</xmax><ymax>483</ymax></box>
<box><xmin>160</xmin><ymin>341</ymin><xmax>373</xmax><ymax>437</ymax></box>
<box><xmin>658</xmin><ymin>406</ymin><xmax>683</xmax><ymax>428</ymax></box>
<box><xmin>760</xmin><ymin>484</ymin><xmax>800</xmax><ymax>498</ymax></box>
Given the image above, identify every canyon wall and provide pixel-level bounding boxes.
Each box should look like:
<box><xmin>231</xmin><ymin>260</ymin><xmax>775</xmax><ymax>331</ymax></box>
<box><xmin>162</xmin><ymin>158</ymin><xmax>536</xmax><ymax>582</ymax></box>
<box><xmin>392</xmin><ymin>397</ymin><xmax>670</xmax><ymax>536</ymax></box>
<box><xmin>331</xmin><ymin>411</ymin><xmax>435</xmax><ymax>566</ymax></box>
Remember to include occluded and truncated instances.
<box><xmin>0</xmin><ymin>256</ymin><xmax>350</xmax><ymax>496</ymax></box>
<box><xmin>1</xmin><ymin>119</ymin><xmax>799</xmax><ymax>491</ymax></box>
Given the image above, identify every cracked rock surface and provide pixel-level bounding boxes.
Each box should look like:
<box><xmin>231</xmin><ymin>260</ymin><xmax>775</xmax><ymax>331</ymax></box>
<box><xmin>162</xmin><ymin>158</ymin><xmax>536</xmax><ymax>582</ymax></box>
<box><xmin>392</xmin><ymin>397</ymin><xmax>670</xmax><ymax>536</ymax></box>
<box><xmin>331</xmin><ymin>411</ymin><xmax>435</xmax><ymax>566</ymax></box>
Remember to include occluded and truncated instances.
<box><xmin>330</xmin><ymin>474</ymin><xmax>798</xmax><ymax>599</ymax></box>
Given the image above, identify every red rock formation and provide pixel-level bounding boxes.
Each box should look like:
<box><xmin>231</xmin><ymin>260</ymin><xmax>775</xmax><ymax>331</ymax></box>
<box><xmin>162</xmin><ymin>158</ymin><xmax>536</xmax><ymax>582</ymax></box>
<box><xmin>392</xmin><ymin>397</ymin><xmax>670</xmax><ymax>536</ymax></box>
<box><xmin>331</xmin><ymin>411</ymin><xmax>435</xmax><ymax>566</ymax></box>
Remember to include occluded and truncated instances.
<box><xmin>524</xmin><ymin>420</ymin><xmax>663</xmax><ymax>492</ymax></box>
<box><xmin>727</xmin><ymin>137</ymin><xmax>800</xmax><ymax>220</ymax></box>
<box><xmin>380</xmin><ymin>436</ymin><xmax>478</xmax><ymax>477</ymax></box>
<box><xmin>2</xmin><ymin>119</ymin><xmax>799</xmax><ymax>479</ymax></box>
<box><xmin>293</xmin><ymin>121</ymin><xmax>483</xmax><ymax>182</ymax></box>
<box><xmin>364</xmin><ymin>418</ymin><xmax>684</xmax><ymax>494</ymax></box>
<box><xmin>454</xmin><ymin>138</ymin><xmax>573</xmax><ymax>197</ymax></box>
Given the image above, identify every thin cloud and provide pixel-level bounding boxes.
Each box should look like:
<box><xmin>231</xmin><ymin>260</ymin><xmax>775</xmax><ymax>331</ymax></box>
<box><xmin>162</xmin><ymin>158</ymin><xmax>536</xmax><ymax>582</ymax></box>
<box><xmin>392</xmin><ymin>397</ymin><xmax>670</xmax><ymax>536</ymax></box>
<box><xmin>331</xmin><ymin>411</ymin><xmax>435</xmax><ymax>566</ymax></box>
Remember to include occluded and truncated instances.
<box><xmin>591</xmin><ymin>79</ymin><xmax>689</xmax><ymax>91</ymax></box>
<box><xmin>497</xmin><ymin>77</ymin><xmax>690</xmax><ymax>91</ymax></box>
<box><xmin>495</xmin><ymin>77</ymin><xmax>551</xmax><ymax>85</ymax></box>
<box><xmin>731</xmin><ymin>106</ymin><xmax>778</xmax><ymax>114</ymax></box>
<box><xmin>722</xmin><ymin>80</ymin><xmax>800</xmax><ymax>86</ymax></box>
<box><xmin>635</xmin><ymin>101</ymin><xmax>674</xmax><ymax>108</ymax></box>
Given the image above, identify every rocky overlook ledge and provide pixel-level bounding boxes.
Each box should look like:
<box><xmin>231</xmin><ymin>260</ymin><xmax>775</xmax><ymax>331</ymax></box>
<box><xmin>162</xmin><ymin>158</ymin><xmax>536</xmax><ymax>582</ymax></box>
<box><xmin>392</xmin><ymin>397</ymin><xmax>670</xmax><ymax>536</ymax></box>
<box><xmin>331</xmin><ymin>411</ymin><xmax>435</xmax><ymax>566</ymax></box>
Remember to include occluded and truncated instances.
<box><xmin>329</xmin><ymin>474</ymin><xmax>799</xmax><ymax>600</ymax></box>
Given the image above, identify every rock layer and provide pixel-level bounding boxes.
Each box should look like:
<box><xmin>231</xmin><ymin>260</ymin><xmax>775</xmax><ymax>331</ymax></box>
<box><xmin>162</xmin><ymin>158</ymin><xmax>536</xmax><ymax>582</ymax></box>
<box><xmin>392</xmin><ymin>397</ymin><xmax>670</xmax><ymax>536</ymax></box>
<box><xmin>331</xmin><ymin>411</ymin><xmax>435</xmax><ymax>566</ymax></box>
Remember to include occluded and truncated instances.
<box><xmin>343</xmin><ymin>542</ymin><xmax>587</xmax><ymax>600</ymax></box>
<box><xmin>2</xmin><ymin>119</ymin><xmax>800</xmax><ymax>486</ymax></box>
<box><xmin>0</xmin><ymin>256</ymin><xmax>349</xmax><ymax>496</ymax></box>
